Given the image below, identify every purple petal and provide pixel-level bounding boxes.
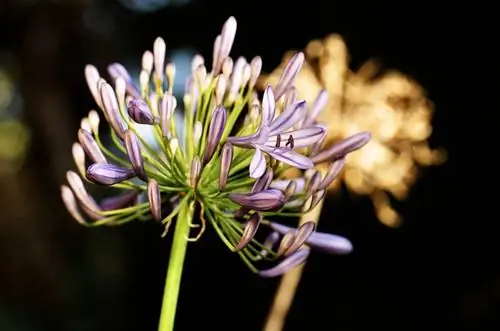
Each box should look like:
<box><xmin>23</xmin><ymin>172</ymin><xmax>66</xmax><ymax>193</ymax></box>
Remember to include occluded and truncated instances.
<box><xmin>127</xmin><ymin>99</ymin><xmax>154</xmax><ymax>125</ymax></box>
<box><xmin>261</xmin><ymin>85</ymin><xmax>276</xmax><ymax>126</ymax></box>
<box><xmin>227</xmin><ymin>134</ymin><xmax>257</xmax><ymax>147</ymax></box>
<box><xmin>311</xmin><ymin>132</ymin><xmax>372</xmax><ymax>164</ymax></box>
<box><xmin>229</xmin><ymin>189</ymin><xmax>285</xmax><ymax>211</ymax></box>
<box><xmin>265</xmin><ymin>127</ymin><xmax>325</xmax><ymax>149</ymax></box>
<box><xmin>258</xmin><ymin>248</ymin><xmax>310</xmax><ymax>278</ymax></box>
<box><xmin>269</xmin><ymin>101</ymin><xmax>307</xmax><ymax>135</ymax></box>
<box><xmin>261</xmin><ymin>146</ymin><xmax>314</xmax><ymax>170</ymax></box>
<box><xmin>270</xmin><ymin>178</ymin><xmax>305</xmax><ymax>194</ymax></box>
<box><xmin>251</xmin><ymin>167</ymin><xmax>273</xmax><ymax>193</ymax></box>
<box><xmin>269</xmin><ymin>222</ymin><xmax>353</xmax><ymax>255</ymax></box>
<box><xmin>87</xmin><ymin>164</ymin><xmax>135</xmax><ymax>185</ymax></box>
<box><xmin>249</xmin><ymin>148</ymin><xmax>266</xmax><ymax>179</ymax></box>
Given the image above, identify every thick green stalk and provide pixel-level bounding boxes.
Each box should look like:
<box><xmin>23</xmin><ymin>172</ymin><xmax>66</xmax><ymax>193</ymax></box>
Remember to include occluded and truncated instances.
<box><xmin>158</xmin><ymin>199</ymin><xmax>193</xmax><ymax>331</ymax></box>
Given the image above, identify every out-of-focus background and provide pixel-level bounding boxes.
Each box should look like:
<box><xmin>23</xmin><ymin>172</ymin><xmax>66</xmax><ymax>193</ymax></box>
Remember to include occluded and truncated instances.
<box><xmin>0</xmin><ymin>0</ymin><xmax>495</xmax><ymax>330</ymax></box>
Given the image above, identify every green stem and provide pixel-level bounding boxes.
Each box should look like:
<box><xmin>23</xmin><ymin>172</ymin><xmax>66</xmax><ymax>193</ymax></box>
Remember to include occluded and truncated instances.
<box><xmin>158</xmin><ymin>199</ymin><xmax>193</xmax><ymax>331</ymax></box>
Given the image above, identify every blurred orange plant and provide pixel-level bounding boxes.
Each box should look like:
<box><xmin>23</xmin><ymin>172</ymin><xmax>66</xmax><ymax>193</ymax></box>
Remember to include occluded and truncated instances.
<box><xmin>259</xmin><ymin>34</ymin><xmax>446</xmax><ymax>227</ymax></box>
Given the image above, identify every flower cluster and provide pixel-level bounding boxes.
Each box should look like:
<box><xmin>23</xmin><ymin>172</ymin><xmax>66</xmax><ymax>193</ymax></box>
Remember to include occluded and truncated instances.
<box><xmin>61</xmin><ymin>17</ymin><xmax>371</xmax><ymax>277</ymax></box>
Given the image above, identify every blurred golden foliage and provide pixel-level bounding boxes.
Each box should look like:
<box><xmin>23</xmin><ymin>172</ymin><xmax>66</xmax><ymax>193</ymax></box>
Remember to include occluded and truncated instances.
<box><xmin>259</xmin><ymin>35</ymin><xmax>446</xmax><ymax>227</ymax></box>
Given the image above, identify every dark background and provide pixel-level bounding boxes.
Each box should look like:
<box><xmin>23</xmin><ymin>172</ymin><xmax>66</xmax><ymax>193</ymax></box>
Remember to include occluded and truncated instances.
<box><xmin>0</xmin><ymin>0</ymin><xmax>496</xmax><ymax>330</ymax></box>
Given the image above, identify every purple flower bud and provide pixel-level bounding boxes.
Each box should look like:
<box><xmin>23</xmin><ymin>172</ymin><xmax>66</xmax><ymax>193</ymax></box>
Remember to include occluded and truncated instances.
<box><xmin>77</xmin><ymin>129</ymin><xmax>107</xmax><ymax>164</ymax></box>
<box><xmin>147</xmin><ymin>179</ymin><xmax>162</xmax><ymax>222</ymax></box>
<box><xmin>203</xmin><ymin>106</ymin><xmax>227</xmax><ymax>165</ymax></box>
<box><xmin>61</xmin><ymin>185</ymin><xmax>87</xmax><ymax>225</ymax></box>
<box><xmin>284</xmin><ymin>221</ymin><xmax>316</xmax><ymax>257</ymax></box>
<box><xmin>274</xmin><ymin>52</ymin><xmax>305</xmax><ymax>100</ymax></box>
<box><xmin>269</xmin><ymin>222</ymin><xmax>353</xmax><ymax>255</ymax></box>
<box><xmin>100</xmin><ymin>83</ymin><xmax>127</xmax><ymax>139</ymax></box>
<box><xmin>303</xmin><ymin>90</ymin><xmax>328</xmax><ymax>126</ymax></box>
<box><xmin>107</xmin><ymin>63</ymin><xmax>141</xmax><ymax>99</ymax></box>
<box><xmin>277</xmin><ymin>231</ymin><xmax>295</xmax><ymax>257</ymax></box>
<box><xmin>311</xmin><ymin>132</ymin><xmax>372</xmax><ymax>164</ymax></box>
<box><xmin>235</xmin><ymin>212</ymin><xmax>261</xmax><ymax>251</ymax></box>
<box><xmin>87</xmin><ymin>163</ymin><xmax>135</xmax><ymax>185</ymax></box>
<box><xmin>251</xmin><ymin>167</ymin><xmax>274</xmax><ymax>193</ymax></box>
<box><xmin>124</xmin><ymin>130</ymin><xmax>147</xmax><ymax>181</ymax></box>
<box><xmin>305</xmin><ymin>170</ymin><xmax>321</xmax><ymax>198</ymax></box>
<box><xmin>318</xmin><ymin>157</ymin><xmax>345</xmax><ymax>190</ymax></box>
<box><xmin>229</xmin><ymin>188</ymin><xmax>285</xmax><ymax>212</ymax></box>
<box><xmin>127</xmin><ymin>99</ymin><xmax>154</xmax><ymax>125</ymax></box>
<box><xmin>219</xmin><ymin>143</ymin><xmax>233</xmax><ymax>190</ymax></box>
<box><xmin>100</xmin><ymin>190</ymin><xmax>138</xmax><ymax>211</ymax></box>
<box><xmin>259</xmin><ymin>248</ymin><xmax>310</xmax><ymax>278</ymax></box>
<box><xmin>189</xmin><ymin>156</ymin><xmax>201</xmax><ymax>188</ymax></box>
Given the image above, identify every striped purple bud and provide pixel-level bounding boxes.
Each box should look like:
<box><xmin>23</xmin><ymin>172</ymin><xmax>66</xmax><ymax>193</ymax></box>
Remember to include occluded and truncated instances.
<box><xmin>311</xmin><ymin>132</ymin><xmax>372</xmax><ymax>164</ymax></box>
<box><xmin>147</xmin><ymin>179</ymin><xmax>162</xmax><ymax>222</ymax></box>
<box><xmin>229</xmin><ymin>188</ymin><xmax>285</xmax><ymax>212</ymax></box>
<box><xmin>127</xmin><ymin>99</ymin><xmax>155</xmax><ymax>125</ymax></box>
<box><xmin>203</xmin><ymin>106</ymin><xmax>227</xmax><ymax>165</ymax></box>
<box><xmin>318</xmin><ymin>157</ymin><xmax>345</xmax><ymax>190</ymax></box>
<box><xmin>259</xmin><ymin>248</ymin><xmax>310</xmax><ymax>278</ymax></box>
<box><xmin>235</xmin><ymin>212</ymin><xmax>261</xmax><ymax>251</ymax></box>
<box><xmin>219</xmin><ymin>143</ymin><xmax>233</xmax><ymax>190</ymax></box>
<box><xmin>87</xmin><ymin>164</ymin><xmax>135</xmax><ymax>185</ymax></box>
<box><xmin>124</xmin><ymin>130</ymin><xmax>147</xmax><ymax>181</ymax></box>
<box><xmin>77</xmin><ymin>129</ymin><xmax>107</xmax><ymax>164</ymax></box>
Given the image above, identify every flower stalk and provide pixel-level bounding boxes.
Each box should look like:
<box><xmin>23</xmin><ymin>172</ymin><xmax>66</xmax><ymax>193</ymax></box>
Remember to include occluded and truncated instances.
<box><xmin>158</xmin><ymin>198</ymin><xmax>193</xmax><ymax>331</ymax></box>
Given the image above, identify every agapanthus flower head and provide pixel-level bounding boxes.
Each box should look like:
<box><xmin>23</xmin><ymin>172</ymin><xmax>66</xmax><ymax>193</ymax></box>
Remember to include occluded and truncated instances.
<box><xmin>61</xmin><ymin>17</ymin><xmax>371</xmax><ymax>277</ymax></box>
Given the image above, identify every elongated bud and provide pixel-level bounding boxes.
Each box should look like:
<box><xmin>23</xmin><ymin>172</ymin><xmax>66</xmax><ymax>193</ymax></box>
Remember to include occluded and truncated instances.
<box><xmin>141</xmin><ymin>50</ymin><xmax>154</xmax><ymax>75</ymax></box>
<box><xmin>72</xmin><ymin>143</ymin><xmax>86</xmax><ymax>178</ymax></box>
<box><xmin>165</xmin><ymin>62</ymin><xmax>175</xmax><ymax>91</ymax></box>
<box><xmin>107</xmin><ymin>63</ymin><xmax>141</xmax><ymax>99</ymax></box>
<box><xmin>77</xmin><ymin>129</ymin><xmax>107</xmax><ymax>164</ymax></box>
<box><xmin>88</xmin><ymin>110</ymin><xmax>100</xmax><ymax>134</ymax></box>
<box><xmin>219</xmin><ymin>143</ymin><xmax>233</xmax><ymax>190</ymax></box>
<box><xmin>189</xmin><ymin>156</ymin><xmax>202</xmax><ymax>188</ymax></box>
<box><xmin>259</xmin><ymin>248</ymin><xmax>310</xmax><ymax>278</ymax></box>
<box><xmin>215</xmin><ymin>75</ymin><xmax>227</xmax><ymax>105</ymax></box>
<box><xmin>124</xmin><ymin>130</ymin><xmax>147</xmax><ymax>181</ymax></box>
<box><xmin>284</xmin><ymin>180</ymin><xmax>297</xmax><ymax>200</ymax></box>
<box><xmin>160</xmin><ymin>93</ymin><xmax>175</xmax><ymax>137</ymax></box>
<box><xmin>213</xmin><ymin>17</ymin><xmax>237</xmax><ymax>74</ymax></box>
<box><xmin>100</xmin><ymin>83</ymin><xmax>127</xmax><ymax>139</ymax></box>
<box><xmin>304</xmin><ymin>189</ymin><xmax>326</xmax><ymax>212</ymax></box>
<box><xmin>66</xmin><ymin>171</ymin><xmax>101</xmax><ymax>213</ymax></box>
<box><xmin>87</xmin><ymin>163</ymin><xmax>135</xmax><ymax>185</ymax></box>
<box><xmin>80</xmin><ymin>118</ymin><xmax>91</xmax><ymax>133</ymax></box>
<box><xmin>284</xmin><ymin>221</ymin><xmax>316</xmax><ymax>257</ymax></box>
<box><xmin>100</xmin><ymin>190</ymin><xmax>138</xmax><ymax>211</ymax></box>
<box><xmin>203</xmin><ymin>106</ymin><xmax>227</xmax><ymax>165</ymax></box>
<box><xmin>251</xmin><ymin>167</ymin><xmax>273</xmax><ymax>193</ymax></box>
<box><xmin>274</xmin><ymin>52</ymin><xmax>305</xmax><ymax>99</ymax></box>
<box><xmin>84</xmin><ymin>65</ymin><xmax>103</xmax><ymax>108</ymax></box>
<box><xmin>304</xmin><ymin>89</ymin><xmax>328</xmax><ymax>126</ymax></box>
<box><xmin>61</xmin><ymin>185</ymin><xmax>86</xmax><ymax>225</ymax></box>
<box><xmin>235</xmin><ymin>212</ymin><xmax>261</xmax><ymax>251</ymax></box>
<box><xmin>147</xmin><ymin>179</ymin><xmax>162</xmax><ymax>221</ymax></box>
<box><xmin>153</xmin><ymin>37</ymin><xmax>166</xmax><ymax>82</ymax></box>
<box><xmin>229</xmin><ymin>188</ymin><xmax>285</xmax><ymax>212</ymax></box>
<box><xmin>249</xmin><ymin>56</ymin><xmax>262</xmax><ymax>88</ymax></box>
<box><xmin>305</xmin><ymin>170</ymin><xmax>321</xmax><ymax>198</ymax></box>
<box><xmin>127</xmin><ymin>99</ymin><xmax>154</xmax><ymax>125</ymax></box>
<box><xmin>229</xmin><ymin>57</ymin><xmax>246</xmax><ymax>97</ymax></box>
<box><xmin>318</xmin><ymin>157</ymin><xmax>345</xmax><ymax>190</ymax></box>
<box><xmin>270</xmin><ymin>222</ymin><xmax>353</xmax><ymax>255</ymax></box>
<box><xmin>193</xmin><ymin>121</ymin><xmax>203</xmax><ymax>146</ymax></box>
<box><xmin>311</xmin><ymin>132</ymin><xmax>372</xmax><ymax>164</ymax></box>
<box><xmin>277</xmin><ymin>231</ymin><xmax>295</xmax><ymax>257</ymax></box>
<box><xmin>191</xmin><ymin>54</ymin><xmax>204</xmax><ymax>72</ymax></box>
<box><xmin>222</xmin><ymin>57</ymin><xmax>233</xmax><ymax>77</ymax></box>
